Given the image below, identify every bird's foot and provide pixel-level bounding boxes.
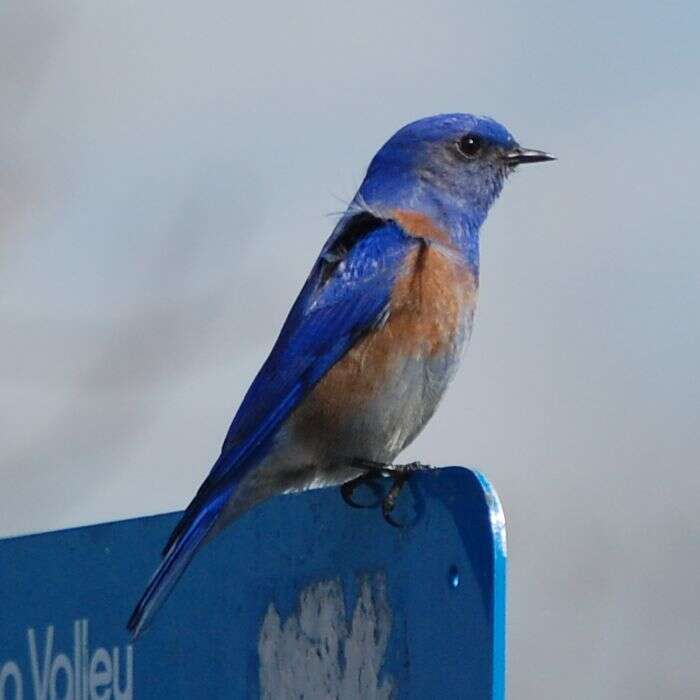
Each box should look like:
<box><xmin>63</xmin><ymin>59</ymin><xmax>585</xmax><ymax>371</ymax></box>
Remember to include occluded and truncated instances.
<box><xmin>340</xmin><ymin>470</ymin><xmax>384</xmax><ymax>509</ymax></box>
<box><xmin>342</xmin><ymin>459</ymin><xmax>433</xmax><ymax>526</ymax></box>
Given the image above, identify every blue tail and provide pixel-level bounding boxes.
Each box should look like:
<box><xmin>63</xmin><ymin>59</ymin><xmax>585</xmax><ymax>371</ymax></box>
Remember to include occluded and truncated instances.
<box><xmin>127</xmin><ymin>490</ymin><xmax>229</xmax><ymax>639</ymax></box>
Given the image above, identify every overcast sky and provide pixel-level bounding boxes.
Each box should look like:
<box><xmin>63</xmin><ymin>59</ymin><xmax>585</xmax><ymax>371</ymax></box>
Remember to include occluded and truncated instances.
<box><xmin>2</xmin><ymin>2</ymin><xmax>699</xmax><ymax>697</ymax></box>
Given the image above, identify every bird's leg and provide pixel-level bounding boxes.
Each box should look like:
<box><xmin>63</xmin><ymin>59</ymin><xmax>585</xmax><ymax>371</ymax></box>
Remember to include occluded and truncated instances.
<box><xmin>379</xmin><ymin>461</ymin><xmax>432</xmax><ymax>527</ymax></box>
<box><xmin>341</xmin><ymin>458</ymin><xmax>396</xmax><ymax>508</ymax></box>
<box><xmin>381</xmin><ymin>471</ymin><xmax>410</xmax><ymax>526</ymax></box>
<box><xmin>344</xmin><ymin>459</ymin><xmax>433</xmax><ymax>526</ymax></box>
<box><xmin>340</xmin><ymin>466</ymin><xmax>385</xmax><ymax>509</ymax></box>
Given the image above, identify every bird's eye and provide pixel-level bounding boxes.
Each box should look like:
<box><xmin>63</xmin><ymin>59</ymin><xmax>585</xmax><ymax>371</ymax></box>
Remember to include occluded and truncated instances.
<box><xmin>458</xmin><ymin>133</ymin><xmax>483</xmax><ymax>158</ymax></box>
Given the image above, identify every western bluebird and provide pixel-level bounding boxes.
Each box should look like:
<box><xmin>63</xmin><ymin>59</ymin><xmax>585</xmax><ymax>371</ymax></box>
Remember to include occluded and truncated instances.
<box><xmin>127</xmin><ymin>113</ymin><xmax>554</xmax><ymax>637</ymax></box>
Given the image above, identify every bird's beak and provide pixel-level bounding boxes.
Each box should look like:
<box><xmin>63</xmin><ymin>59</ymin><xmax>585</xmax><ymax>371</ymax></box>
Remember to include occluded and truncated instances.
<box><xmin>506</xmin><ymin>147</ymin><xmax>556</xmax><ymax>165</ymax></box>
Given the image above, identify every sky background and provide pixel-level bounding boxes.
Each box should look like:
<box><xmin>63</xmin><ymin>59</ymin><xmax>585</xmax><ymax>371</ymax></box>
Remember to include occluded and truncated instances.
<box><xmin>2</xmin><ymin>2</ymin><xmax>699</xmax><ymax>697</ymax></box>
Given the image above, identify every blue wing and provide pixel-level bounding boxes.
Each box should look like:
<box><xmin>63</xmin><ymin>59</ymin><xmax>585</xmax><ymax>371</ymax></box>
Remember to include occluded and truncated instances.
<box><xmin>127</xmin><ymin>212</ymin><xmax>415</xmax><ymax>637</ymax></box>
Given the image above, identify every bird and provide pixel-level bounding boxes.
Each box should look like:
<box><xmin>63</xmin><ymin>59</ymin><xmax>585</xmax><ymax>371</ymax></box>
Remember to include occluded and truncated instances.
<box><xmin>127</xmin><ymin>113</ymin><xmax>554</xmax><ymax>638</ymax></box>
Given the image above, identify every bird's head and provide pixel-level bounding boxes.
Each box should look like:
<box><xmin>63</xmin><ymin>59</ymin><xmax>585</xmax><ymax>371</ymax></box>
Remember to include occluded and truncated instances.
<box><xmin>358</xmin><ymin>113</ymin><xmax>554</xmax><ymax>235</ymax></box>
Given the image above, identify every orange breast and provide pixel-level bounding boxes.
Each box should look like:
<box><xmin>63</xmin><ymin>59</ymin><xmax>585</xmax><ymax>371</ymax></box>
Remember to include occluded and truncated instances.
<box><xmin>293</xmin><ymin>240</ymin><xmax>478</xmax><ymax>432</ymax></box>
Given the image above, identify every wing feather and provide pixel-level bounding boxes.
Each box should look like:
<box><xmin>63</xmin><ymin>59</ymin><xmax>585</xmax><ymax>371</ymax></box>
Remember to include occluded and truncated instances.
<box><xmin>164</xmin><ymin>213</ymin><xmax>413</xmax><ymax>554</ymax></box>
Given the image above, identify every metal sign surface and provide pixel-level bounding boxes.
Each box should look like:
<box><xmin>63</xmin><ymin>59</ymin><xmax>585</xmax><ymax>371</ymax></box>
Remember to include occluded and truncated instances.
<box><xmin>0</xmin><ymin>467</ymin><xmax>506</xmax><ymax>699</ymax></box>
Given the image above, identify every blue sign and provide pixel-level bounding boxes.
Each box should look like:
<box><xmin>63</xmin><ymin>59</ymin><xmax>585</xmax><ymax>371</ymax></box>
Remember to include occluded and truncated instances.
<box><xmin>0</xmin><ymin>467</ymin><xmax>506</xmax><ymax>698</ymax></box>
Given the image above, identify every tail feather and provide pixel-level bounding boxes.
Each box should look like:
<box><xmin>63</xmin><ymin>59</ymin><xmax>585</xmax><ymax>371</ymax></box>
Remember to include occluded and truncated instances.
<box><xmin>127</xmin><ymin>491</ymin><xmax>228</xmax><ymax>639</ymax></box>
<box><xmin>161</xmin><ymin>436</ymin><xmax>273</xmax><ymax>558</ymax></box>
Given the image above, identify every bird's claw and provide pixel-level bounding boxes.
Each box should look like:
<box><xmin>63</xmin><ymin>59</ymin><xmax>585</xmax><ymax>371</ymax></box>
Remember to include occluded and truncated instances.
<box><xmin>342</xmin><ymin>459</ymin><xmax>432</xmax><ymax>526</ymax></box>
<box><xmin>340</xmin><ymin>472</ymin><xmax>384</xmax><ymax>509</ymax></box>
<box><xmin>381</xmin><ymin>472</ymin><xmax>410</xmax><ymax>527</ymax></box>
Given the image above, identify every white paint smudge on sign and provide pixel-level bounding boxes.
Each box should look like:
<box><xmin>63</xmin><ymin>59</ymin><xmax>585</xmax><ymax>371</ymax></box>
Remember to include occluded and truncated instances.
<box><xmin>258</xmin><ymin>574</ymin><xmax>393</xmax><ymax>699</ymax></box>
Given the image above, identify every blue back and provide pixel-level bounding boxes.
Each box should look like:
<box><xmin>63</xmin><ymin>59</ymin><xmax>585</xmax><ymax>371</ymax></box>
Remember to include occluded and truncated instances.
<box><xmin>0</xmin><ymin>467</ymin><xmax>506</xmax><ymax>699</ymax></box>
